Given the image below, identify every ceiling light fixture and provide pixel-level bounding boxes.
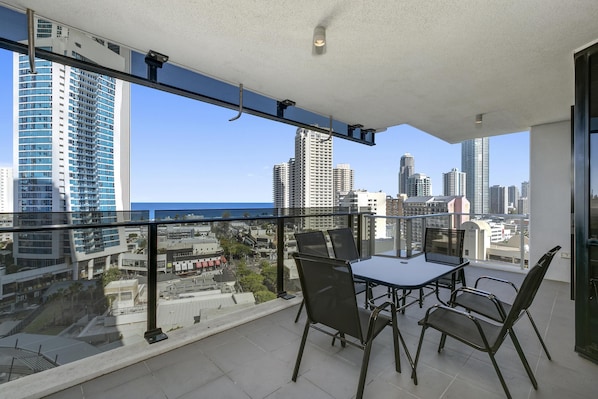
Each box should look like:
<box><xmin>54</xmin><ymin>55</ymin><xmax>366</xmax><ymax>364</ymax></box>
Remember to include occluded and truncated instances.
<box><xmin>475</xmin><ymin>113</ymin><xmax>483</xmax><ymax>125</ymax></box>
<box><xmin>313</xmin><ymin>26</ymin><xmax>326</xmax><ymax>55</ymax></box>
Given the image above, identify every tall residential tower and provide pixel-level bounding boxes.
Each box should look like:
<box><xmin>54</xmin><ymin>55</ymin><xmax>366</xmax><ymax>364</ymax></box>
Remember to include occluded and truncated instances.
<box><xmin>293</xmin><ymin>128</ymin><xmax>333</xmax><ymax>210</ymax></box>
<box><xmin>443</xmin><ymin>168</ymin><xmax>466</xmax><ymax>196</ymax></box>
<box><xmin>406</xmin><ymin>173</ymin><xmax>432</xmax><ymax>197</ymax></box>
<box><xmin>398</xmin><ymin>153</ymin><xmax>414</xmax><ymax>195</ymax></box>
<box><xmin>12</xmin><ymin>19</ymin><xmax>130</xmax><ymax>272</ymax></box>
<box><xmin>333</xmin><ymin>163</ymin><xmax>354</xmax><ymax>207</ymax></box>
<box><xmin>461</xmin><ymin>138</ymin><xmax>489</xmax><ymax>215</ymax></box>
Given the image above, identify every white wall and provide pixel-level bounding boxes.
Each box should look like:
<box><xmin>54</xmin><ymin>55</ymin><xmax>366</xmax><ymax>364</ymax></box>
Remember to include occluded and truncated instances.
<box><xmin>529</xmin><ymin>120</ymin><xmax>571</xmax><ymax>282</ymax></box>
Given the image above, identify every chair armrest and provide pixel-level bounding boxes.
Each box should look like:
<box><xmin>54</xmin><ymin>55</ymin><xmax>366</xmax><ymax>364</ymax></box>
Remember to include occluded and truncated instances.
<box><xmin>421</xmin><ymin>304</ymin><xmax>492</xmax><ymax>347</ymax></box>
<box><xmin>370</xmin><ymin>301</ymin><xmax>396</xmax><ymax>320</ymax></box>
<box><xmin>449</xmin><ymin>286</ymin><xmax>509</xmax><ymax>320</ymax></box>
<box><xmin>474</xmin><ymin>275</ymin><xmax>519</xmax><ymax>293</ymax></box>
<box><xmin>363</xmin><ymin>301</ymin><xmax>397</xmax><ymax>342</ymax></box>
<box><xmin>450</xmin><ymin>285</ymin><xmax>491</xmax><ymax>303</ymax></box>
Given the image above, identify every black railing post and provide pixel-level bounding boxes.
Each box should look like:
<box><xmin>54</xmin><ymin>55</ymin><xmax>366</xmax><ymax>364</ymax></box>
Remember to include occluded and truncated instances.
<box><xmin>277</xmin><ymin>216</ymin><xmax>294</xmax><ymax>299</ymax></box>
<box><xmin>144</xmin><ymin>222</ymin><xmax>168</xmax><ymax>343</ymax></box>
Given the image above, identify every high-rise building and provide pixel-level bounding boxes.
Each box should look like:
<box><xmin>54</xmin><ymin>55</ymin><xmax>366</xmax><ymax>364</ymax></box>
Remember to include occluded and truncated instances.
<box><xmin>0</xmin><ymin>167</ymin><xmax>13</xmax><ymax>243</ymax></box>
<box><xmin>508</xmin><ymin>185</ymin><xmax>520</xmax><ymax>209</ymax></box>
<box><xmin>340</xmin><ymin>190</ymin><xmax>387</xmax><ymax>238</ymax></box>
<box><xmin>403</xmin><ymin>195</ymin><xmax>470</xmax><ymax>242</ymax></box>
<box><xmin>273</xmin><ymin>162</ymin><xmax>291</xmax><ymax>209</ymax></box>
<box><xmin>461</xmin><ymin>138</ymin><xmax>489</xmax><ymax>215</ymax></box>
<box><xmin>406</xmin><ymin>173</ymin><xmax>432</xmax><ymax>197</ymax></box>
<box><xmin>490</xmin><ymin>185</ymin><xmax>508</xmax><ymax>214</ymax></box>
<box><xmin>293</xmin><ymin>128</ymin><xmax>333</xmax><ymax>207</ymax></box>
<box><xmin>398</xmin><ymin>153</ymin><xmax>414</xmax><ymax>195</ymax></box>
<box><xmin>521</xmin><ymin>181</ymin><xmax>530</xmax><ymax>198</ymax></box>
<box><xmin>12</xmin><ymin>19</ymin><xmax>130</xmax><ymax>272</ymax></box>
<box><xmin>333</xmin><ymin>163</ymin><xmax>354</xmax><ymax>207</ymax></box>
<box><xmin>386</xmin><ymin>195</ymin><xmax>405</xmax><ymax>217</ymax></box>
<box><xmin>0</xmin><ymin>167</ymin><xmax>12</xmax><ymax>213</ymax></box>
<box><xmin>518</xmin><ymin>197</ymin><xmax>530</xmax><ymax>214</ymax></box>
<box><xmin>292</xmin><ymin>128</ymin><xmax>333</xmax><ymax>229</ymax></box>
<box><xmin>442</xmin><ymin>168</ymin><xmax>466</xmax><ymax>196</ymax></box>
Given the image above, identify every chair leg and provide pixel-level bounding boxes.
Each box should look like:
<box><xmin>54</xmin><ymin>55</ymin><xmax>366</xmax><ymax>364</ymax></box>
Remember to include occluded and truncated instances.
<box><xmin>525</xmin><ymin>309</ymin><xmax>552</xmax><ymax>360</ymax></box>
<box><xmin>459</xmin><ymin>269</ymin><xmax>466</xmax><ymax>287</ymax></box>
<box><xmin>365</xmin><ymin>285</ymin><xmax>373</xmax><ymax>309</ymax></box>
<box><xmin>294</xmin><ymin>299</ymin><xmax>304</xmax><ymax>323</ymax></box>
<box><xmin>412</xmin><ymin>326</ymin><xmax>428</xmax><ymax>385</ymax></box>
<box><xmin>509</xmin><ymin>329</ymin><xmax>538</xmax><ymax>389</ymax></box>
<box><xmin>487</xmin><ymin>351</ymin><xmax>513</xmax><ymax>399</ymax></box>
<box><xmin>438</xmin><ymin>332</ymin><xmax>447</xmax><ymax>352</ymax></box>
<box><xmin>391</xmin><ymin>314</ymin><xmax>401</xmax><ymax>373</ymax></box>
<box><xmin>356</xmin><ymin>340</ymin><xmax>374</xmax><ymax>399</ymax></box>
<box><xmin>292</xmin><ymin>321</ymin><xmax>311</xmax><ymax>382</ymax></box>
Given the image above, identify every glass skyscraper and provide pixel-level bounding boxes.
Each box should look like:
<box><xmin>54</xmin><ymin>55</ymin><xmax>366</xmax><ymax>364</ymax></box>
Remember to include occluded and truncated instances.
<box><xmin>461</xmin><ymin>138</ymin><xmax>489</xmax><ymax>215</ymax></box>
<box><xmin>12</xmin><ymin>19</ymin><xmax>130</xmax><ymax>272</ymax></box>
<box><xmin>443</xmin><ymin>168</ymin><xmax>466</xmax><ymax>196</ymax></box>
<box><xmin>398</xmin><ymin>153</ymin><xmax>414</xmax><ymax>195</ymax></box>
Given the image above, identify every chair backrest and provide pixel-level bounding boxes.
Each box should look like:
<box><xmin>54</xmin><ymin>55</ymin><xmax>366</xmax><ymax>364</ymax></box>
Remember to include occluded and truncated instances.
<box><xmin>424</xmin><ymin>228</ymin><xmax>465</xmax><ymax>265</ymax></box>
<box><xmin>294</xmin><ymin>231</ymin><xmax>330</xmax><ymax>257</ymax></box>
<box><xmin>293</xmin><ymin>252</ymin><xmax>364</xmax><ymax>342</ymax></box>
<box><xmin>501</xmin><ymin>245</ymin><xmax>561</xmax><ymax>335</ymax></box>
<box><xmin>328</xmin><ymin>228</ymin><xmax>360</xmax><ymax>261</ymax></box>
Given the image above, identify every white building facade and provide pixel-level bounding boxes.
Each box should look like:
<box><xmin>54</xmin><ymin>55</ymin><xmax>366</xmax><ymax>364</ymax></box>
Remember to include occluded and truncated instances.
<box><xmin>462</xmin><ymin>138</ymin><xmax>489</xmax><ymax>215</ymax></box>
<box><xmin>340</xmin><ymin>190</ymin><xmax>387</xmax><ymax>238</ymax></box>
<box><xmin>443</xmin><ymin>168</ymin><xmax>466</xmax><ymax>196</ymax></box>
<box><xmin>333</xmin><ymin>163</ymin><xmax>354</xmax><ymax>207</ymax></box>
<box><xmin>12</xmin><ymin>19</ymin><xmax>130</xmax><ymax>272</ymax></box>
<box><xmin>272</xmin><ymin>161</ymin><xmax>291</xmax><ymax>209</ymax></box>
<box><xmin>406</xmin><ymin>173</ymin><xmax>432</xmax><ymax>197</ymax></box>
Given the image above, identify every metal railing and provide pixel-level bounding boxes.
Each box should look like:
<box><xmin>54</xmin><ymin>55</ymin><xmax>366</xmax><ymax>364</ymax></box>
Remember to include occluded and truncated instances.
<box><xmin>0</xmin><ymin>207</ymin><xmax>370</xmax><ymax>382</ymax></box>
<box><xmin>367</xmin><ymin>212</ymin><xmax>530</xmax><ymax>269</ymax></box>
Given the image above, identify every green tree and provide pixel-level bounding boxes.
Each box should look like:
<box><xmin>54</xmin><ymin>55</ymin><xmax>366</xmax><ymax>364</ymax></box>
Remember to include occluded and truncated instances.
<box><xmin>260</xmin><ymin>262</ymin><xmax>277</xmax><ymax>292</ymax></box>
<box><xmin>102</xmin><ymin>267</ymin><xmax>122</xmax><ymax>286</ymax></box>
<box><xmin>254</xmin><ymin>290</ymin><xmax>276</xmax><ymax>304</ymax></box>
<box><xmin>236</xmin><ymin>260</ymin><xmax>251</xmax><ymax>278</ymax></box>
<box><xmin>239</xmin><ymin>273</ymin><xmax>266</xmax><ymax>293</ymax></box>
<box><xmin>68</xmin><ymin>281</ymin><xmax>83</xmax><ymax>311</ymax></box>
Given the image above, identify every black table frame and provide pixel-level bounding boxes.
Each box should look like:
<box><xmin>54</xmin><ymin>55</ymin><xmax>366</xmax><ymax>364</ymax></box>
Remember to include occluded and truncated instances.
<box><xmin>351</xmin><ymin>255</ymin><xmax>469</xmax><ymax>378</ymax></box>
<box><xmin>352</xmin><ymin>255</ymin><xmax>470</xmax><ymax>311</ymax></box>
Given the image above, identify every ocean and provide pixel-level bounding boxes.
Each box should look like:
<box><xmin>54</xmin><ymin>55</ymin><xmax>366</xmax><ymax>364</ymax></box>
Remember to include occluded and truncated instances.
<box><xmin>131</xmin><ymin>202</ymin><xmax>274</xmax><ymax>220</ymax></box>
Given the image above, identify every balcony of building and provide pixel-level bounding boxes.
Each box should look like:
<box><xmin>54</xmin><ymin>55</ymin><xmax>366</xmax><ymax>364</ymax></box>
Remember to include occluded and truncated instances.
<box><xmin>2</xmin><ymin>252</ymin><xmax>594</xmax><ymax>398</ymax></box>
<box><xmin>0</xmin><ymin>210</ymin><xmax>594</xmax><ymax>398</ymax></box>
<box><xmin>0</xmin><ymin>2</ymin><xmax>597</xmax><ymax>398</ymax></box>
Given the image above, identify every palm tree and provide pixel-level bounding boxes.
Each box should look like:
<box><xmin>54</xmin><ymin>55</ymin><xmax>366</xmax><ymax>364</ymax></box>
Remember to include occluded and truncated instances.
<box><xmin>68</xmin><ymin>282</ymin><xmax>83</xmax><ymax>311</ymax></box>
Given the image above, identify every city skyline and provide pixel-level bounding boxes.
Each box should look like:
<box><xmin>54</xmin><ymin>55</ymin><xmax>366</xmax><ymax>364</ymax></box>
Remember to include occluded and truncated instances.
<box><xmin>0</xmin><ymin>48</ymin><xmax>530</xmax><ymax>204</ymax></box>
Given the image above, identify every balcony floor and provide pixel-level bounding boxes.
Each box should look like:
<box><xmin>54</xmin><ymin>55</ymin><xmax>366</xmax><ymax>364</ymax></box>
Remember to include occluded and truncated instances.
<box><xmin>21</xmin><ymin>266</ymin><xmax>598</xmax><ymax>398</ymax></box>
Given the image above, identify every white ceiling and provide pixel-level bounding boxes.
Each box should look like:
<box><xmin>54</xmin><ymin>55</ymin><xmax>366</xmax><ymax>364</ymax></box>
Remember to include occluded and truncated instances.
<box><xmin>3</xmin><ymin>0</ymin><xmax>598</xmax><ymax>143</ymax></box>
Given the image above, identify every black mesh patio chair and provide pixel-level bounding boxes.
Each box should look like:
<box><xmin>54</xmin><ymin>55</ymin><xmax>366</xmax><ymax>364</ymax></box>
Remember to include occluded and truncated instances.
<box><xmin>293</xmin><ymin>231</ymin><xmax>330</xmax><ymax>322</ymax></box>
<box><xmin>292</xmin><ymin>252</ymin><xmax>403</xmax><ymax>399</ymax></box>
<box><xmin>412</xmin><ymin>247</ymin><xmax>558</xmax><ymax>398</ymax></box>
<box><xmin>451</xmin><ymin>245</ymin><xmax>561</xmax><ymax>360</ymax></box>
<box><xmin>424</xmin><ymin>227</ymin><xmax>466</xmax><ymax>290</ymax></box>
<box><xmin>328</xmin><ymin>227</ymin><xmax>360</xmax><ymax>261</ymax></box>
<box><xmin>295</xmin><ymin>230</ymin><xmax>330</xmax><ymax>257</ymax></box>
<box><xmin>328</xmin><ymin>228</ymin><xmax>371</xmax><ymax>306</ymax></box>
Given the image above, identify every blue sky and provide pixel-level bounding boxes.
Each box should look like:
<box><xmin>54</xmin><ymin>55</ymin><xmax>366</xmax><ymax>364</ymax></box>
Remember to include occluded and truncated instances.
<box><xmin>0</xmin><ymin>48</ymin><xmax>529</xmax><ymax>203</ymax></box>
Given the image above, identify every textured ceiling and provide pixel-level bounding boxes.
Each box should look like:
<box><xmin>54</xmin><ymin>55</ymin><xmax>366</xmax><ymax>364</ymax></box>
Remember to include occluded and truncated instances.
<box><xmin>3</xmin><ymin>0</ymin><xmax>598</xmax><ymax>143</ymax></box>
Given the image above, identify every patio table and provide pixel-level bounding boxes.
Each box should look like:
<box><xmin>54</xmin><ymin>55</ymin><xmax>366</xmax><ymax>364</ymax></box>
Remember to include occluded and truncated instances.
<box><xmin>351</xmin><ymin>254</ymin><xmax>469</xmax><ymax>377</ymax></box>
<box><xmin>351</xmin><ymin>255</ymin><xmax>470</xmax><ymax>311</ymax></box>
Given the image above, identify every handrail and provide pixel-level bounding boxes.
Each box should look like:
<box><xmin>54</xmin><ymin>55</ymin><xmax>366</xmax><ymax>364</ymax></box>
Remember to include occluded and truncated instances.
<box><xmin>0</xmin><ymin>209</ymin><xmax>371</xmax><ymax>344</ymax></box>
